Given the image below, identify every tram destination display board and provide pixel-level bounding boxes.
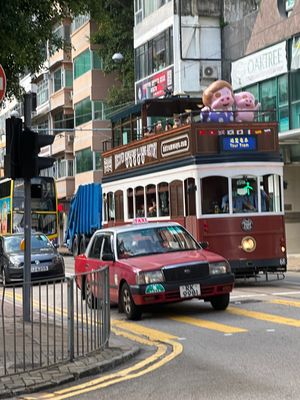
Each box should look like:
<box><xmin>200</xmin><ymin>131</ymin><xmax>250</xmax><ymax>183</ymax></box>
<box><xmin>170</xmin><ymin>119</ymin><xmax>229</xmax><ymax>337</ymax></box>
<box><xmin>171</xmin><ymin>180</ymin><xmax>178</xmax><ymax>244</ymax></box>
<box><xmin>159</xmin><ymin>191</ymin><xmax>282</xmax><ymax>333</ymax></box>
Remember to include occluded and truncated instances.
<box><xmin>220</xmin><ymin>135</ymin><xmax>257</xmax><ymax>152</ymax></box>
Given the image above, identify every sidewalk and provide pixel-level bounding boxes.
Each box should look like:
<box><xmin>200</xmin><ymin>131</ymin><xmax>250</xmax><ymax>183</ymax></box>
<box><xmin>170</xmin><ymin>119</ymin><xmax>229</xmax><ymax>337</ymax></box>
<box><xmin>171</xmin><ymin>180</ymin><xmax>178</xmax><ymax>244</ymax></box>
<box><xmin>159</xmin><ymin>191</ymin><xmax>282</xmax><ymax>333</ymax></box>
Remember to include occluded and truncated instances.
<box><xmin>0</xmin><ymin>331</ymin><xmax>140</xmax><ymax>399</ymax></box>
<box><xmin>287</xmin><ymin>254</ymin><xmax>300</xmax><ymax>272</ymax></box>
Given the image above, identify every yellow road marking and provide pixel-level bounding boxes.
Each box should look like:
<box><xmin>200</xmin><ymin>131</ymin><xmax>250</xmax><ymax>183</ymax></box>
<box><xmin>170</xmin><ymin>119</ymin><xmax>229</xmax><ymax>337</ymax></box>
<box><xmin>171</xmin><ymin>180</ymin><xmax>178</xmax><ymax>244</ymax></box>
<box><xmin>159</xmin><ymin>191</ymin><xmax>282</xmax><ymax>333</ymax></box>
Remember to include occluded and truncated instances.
<box><xmin>169</xmin><ymin>315</ymin><xmax>247</xmax><ymax>333</ymax></box>
<box><xmin>270</xmin><ymin>299</ymin><xmax>300</xmax><ymax>308</ymax></box>
<box><xmin>228</xmin><ymin>306</ymin><xmax>300</xmax><ymax>327</ymax></box>
<box><xmin>21</xmin><ymin>323</ymin><xmax>183</xmax><ymax>400</ymax></box>
<box><xmin>112</xmin><ymin>320</ymin><xmax>178</xmax><ymax>340</ymax></box>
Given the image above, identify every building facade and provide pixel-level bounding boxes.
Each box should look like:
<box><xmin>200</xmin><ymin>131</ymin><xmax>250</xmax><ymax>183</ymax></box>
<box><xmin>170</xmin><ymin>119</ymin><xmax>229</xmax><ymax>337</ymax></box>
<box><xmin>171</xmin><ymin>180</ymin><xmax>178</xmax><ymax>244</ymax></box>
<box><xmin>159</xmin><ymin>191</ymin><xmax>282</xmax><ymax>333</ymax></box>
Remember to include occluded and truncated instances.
<box><xmin>0</xmin><ymin>15</ymin><xmax>114</xmax><ymax>245</ymax></box>
<box><xmin>223</xmin><ymin>0</ymin><xmax>300</xmax><ymax>252</ymax></box>
<box><xmin>134</xmin><ymin>0</ymin><xmax>222</xmax><ymax>101</ymax></box>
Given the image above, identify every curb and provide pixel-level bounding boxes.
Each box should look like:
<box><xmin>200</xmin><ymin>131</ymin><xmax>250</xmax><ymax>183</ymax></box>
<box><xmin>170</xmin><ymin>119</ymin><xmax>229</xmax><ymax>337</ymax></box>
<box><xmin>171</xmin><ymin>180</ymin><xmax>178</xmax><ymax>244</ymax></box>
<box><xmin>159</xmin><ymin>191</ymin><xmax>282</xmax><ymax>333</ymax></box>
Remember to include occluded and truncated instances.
<box><xmin>0</xmin><ymin>345</ymin><xmax>140</xmax><ymax>399</ymax></box>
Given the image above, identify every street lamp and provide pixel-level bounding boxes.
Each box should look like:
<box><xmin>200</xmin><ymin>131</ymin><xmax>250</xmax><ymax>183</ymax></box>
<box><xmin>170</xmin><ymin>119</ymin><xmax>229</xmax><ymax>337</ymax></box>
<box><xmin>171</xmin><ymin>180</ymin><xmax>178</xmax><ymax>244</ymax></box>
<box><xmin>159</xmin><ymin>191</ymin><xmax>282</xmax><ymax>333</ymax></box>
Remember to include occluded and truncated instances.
<box><xmin>112</xmin><ymin>53</ymin><xmax>125</xmax><ymax>86</ymax></box>
<box><xmin>112</xmin><ymin>53</ymin><xmax>124</xmax><ymax>63</ymax></box>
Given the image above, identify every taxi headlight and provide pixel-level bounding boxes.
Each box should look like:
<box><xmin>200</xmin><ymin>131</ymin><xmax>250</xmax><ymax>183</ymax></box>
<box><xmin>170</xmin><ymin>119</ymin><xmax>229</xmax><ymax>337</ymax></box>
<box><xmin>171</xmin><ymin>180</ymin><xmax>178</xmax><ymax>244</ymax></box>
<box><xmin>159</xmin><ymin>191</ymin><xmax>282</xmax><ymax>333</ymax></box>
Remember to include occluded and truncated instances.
<box><xmin>136</xmin><ymin>270</ymin><xmax>164</xmax><ymax>285</ymax></box>
<box><xmin>209</xmin><ymin>261</ymin><xmax>231</xmax><ymax>275</ymax></box>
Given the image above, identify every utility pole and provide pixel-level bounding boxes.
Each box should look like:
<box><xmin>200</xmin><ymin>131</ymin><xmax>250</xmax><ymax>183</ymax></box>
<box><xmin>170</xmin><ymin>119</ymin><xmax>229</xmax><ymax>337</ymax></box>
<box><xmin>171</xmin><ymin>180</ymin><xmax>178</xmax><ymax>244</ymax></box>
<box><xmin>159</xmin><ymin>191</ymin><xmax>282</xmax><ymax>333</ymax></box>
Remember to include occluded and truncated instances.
<box><xmin>23</xmin><ymin>93</ymin><xmax>32</xmax><ymax>322</ymax></box>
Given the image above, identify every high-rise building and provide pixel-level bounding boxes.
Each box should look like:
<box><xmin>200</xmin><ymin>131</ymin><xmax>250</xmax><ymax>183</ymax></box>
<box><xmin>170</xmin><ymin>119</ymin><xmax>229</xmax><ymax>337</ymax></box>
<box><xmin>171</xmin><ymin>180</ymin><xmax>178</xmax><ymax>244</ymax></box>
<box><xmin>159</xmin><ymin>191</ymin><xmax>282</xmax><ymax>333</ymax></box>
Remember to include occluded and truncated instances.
<box><xmin>0</xmin><ymin>15</ymin><xmax>115</xmax><ymax>245</ymax></box>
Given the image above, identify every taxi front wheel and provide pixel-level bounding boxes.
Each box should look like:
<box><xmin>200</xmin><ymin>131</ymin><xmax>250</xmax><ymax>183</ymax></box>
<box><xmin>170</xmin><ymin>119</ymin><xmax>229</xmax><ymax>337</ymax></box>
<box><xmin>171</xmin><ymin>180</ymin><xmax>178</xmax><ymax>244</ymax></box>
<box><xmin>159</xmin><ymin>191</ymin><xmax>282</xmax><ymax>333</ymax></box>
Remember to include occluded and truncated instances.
<box><xmin>120</xmin><ymin>282</ymin><xmax>142</xmax><ymax>320</ymax></box>
<box><xmin>210</xmin><ymin>293</ymin><xmax>230</xmax><ymax>311</ymax></box>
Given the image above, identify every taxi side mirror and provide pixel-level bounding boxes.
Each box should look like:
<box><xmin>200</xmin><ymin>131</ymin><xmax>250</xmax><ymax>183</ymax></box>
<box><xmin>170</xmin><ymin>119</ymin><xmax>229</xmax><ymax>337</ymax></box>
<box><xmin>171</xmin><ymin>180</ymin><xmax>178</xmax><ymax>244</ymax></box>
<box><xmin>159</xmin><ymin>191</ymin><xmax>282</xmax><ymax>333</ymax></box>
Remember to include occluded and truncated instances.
<box><xmin>102</xmin><ymin>253</ymin><xmax>115</xmax><ymax>262</ymax></box>
<box><xmin>199</xmin><ymin>241</ymin><xmax>209</xmax><ymax>250</ymax></box>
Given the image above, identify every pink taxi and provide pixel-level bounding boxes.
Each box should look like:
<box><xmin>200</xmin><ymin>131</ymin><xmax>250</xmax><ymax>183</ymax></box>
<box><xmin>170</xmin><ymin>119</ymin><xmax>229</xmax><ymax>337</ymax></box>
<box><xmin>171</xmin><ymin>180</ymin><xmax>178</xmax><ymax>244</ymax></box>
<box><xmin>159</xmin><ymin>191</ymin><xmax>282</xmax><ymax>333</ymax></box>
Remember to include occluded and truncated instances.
<box><xmin>75</xmin><ymin>222</ymin><xmax>234</xmax><ymax>320</ymax></box>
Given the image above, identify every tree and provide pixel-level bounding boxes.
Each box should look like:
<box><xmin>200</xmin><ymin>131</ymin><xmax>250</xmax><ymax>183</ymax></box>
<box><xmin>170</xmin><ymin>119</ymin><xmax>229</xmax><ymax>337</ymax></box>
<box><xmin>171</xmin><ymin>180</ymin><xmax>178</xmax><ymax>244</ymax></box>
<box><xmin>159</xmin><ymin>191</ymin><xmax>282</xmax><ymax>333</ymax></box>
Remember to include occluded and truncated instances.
<box><xmin>91</xmin><ymin>0</ymin><xmax>135</xmax><ymax>108</ymax></box>
<box><xmin>0</xmin><ymin>1</ymin><xmax>88</xmax><ymax>99</ymax></box>
<box><xmin>0</xmin><ymin>0</ymin><xmax>134</xmax><ymax>106</ymax></box>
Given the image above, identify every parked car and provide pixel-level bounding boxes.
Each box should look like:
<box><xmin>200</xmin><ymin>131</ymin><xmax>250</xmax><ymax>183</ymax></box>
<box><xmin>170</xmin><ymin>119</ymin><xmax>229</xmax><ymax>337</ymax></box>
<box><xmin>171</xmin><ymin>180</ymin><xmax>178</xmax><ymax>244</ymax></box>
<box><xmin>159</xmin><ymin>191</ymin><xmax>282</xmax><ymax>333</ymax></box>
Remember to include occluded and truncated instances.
<box><xmin>75</xmin><ymin>221</ymin><xmax>234</xmax><ymax>320</ymax></box>
<box><xmin>0</xmin><ymin>233</ymin><xmax>65</xmax><ymax>285</ymax></box>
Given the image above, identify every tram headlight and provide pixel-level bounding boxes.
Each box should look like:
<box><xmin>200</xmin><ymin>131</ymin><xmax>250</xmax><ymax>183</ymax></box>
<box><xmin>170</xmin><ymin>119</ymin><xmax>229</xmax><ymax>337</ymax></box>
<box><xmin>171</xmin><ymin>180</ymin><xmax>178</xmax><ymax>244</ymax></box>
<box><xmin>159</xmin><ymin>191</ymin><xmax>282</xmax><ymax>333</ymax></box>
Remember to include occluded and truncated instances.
<box><xmin>281</xmin><ymin>246</ymin><xmax>286</xmax><ymax>253</ymax></box>
<box><xmin>209</xmin><ymin>261</ymin><xmax>231</xmax><ymax>275</ymax></box>
<box><xmin>241</xmin><ymin>236</ymin><xmax>256</xmax><ymax>253</ymax></box>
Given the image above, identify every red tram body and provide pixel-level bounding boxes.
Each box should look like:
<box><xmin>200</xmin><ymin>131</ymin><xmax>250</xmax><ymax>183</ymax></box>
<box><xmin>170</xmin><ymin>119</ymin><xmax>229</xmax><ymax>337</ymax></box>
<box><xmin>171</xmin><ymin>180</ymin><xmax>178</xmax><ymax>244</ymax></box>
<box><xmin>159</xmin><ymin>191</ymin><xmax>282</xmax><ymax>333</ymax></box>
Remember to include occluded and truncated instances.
<box><xmin>102</xmin><ymin>98</ymin><xmax>286</xmax><ymax>278</ymax></box>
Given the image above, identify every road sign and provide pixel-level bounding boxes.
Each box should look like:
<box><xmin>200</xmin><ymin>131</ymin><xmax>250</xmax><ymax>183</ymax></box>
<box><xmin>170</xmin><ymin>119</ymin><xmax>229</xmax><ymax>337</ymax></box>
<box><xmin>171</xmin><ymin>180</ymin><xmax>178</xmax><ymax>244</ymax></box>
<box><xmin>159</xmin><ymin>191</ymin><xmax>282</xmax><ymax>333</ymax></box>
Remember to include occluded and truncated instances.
<box><xmin>0</xmin><ymin>64</ymin><xmax>6</xmax><ymax>102</ymax></box>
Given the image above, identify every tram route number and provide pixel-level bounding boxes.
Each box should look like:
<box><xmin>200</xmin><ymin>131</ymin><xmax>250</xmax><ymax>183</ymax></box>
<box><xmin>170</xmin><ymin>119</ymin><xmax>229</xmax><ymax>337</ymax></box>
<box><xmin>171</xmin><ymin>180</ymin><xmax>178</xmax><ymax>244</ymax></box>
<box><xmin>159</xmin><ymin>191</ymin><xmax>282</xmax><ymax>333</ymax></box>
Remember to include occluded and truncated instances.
<box><xmin>179</xmin><ymin>283</ymin><xmax>201</xmax><ymax>298</ymax></box>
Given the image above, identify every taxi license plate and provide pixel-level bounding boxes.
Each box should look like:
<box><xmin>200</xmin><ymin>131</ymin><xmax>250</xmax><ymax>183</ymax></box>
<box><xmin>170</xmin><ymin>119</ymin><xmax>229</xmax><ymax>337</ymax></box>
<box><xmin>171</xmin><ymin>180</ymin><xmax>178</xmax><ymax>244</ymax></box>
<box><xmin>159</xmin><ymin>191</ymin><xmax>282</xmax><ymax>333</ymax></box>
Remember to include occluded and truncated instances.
<box><xmin>31</xmin><ymin>265</ymin><xmax>49</xmax><ymax>273</ymax></box>
<box><xmin>179</xmin><ymin>283</ymin><xmax>201</xmax><ymax>298</ymax></box>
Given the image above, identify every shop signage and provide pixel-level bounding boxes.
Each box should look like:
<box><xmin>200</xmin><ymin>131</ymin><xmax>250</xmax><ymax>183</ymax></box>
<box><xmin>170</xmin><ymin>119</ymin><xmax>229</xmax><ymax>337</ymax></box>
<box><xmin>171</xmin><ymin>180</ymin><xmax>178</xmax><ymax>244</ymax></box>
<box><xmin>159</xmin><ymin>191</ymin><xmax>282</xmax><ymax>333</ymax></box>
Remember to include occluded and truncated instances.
<box><xmin>135</xmin><ymin>66</ymin><xmax>173</xmax><ymax>101</ymax></box>
<box><xmin>231</xmin><ymin>41</ymin><xmax>287</xmax><ymax>90</ymax></box>
<box><xmin>291</xmin><ymin>36</ymin><xmax>300</xmax><ymax>70</ymax></box>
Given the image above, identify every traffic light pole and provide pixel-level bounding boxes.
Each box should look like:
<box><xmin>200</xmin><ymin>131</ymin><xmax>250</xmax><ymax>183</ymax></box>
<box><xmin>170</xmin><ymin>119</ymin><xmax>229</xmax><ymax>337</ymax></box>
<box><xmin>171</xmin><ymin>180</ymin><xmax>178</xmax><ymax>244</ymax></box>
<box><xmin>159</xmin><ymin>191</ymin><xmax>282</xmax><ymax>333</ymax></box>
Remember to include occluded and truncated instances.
<box><xmin>23</xmin><ymin>93</ymin><xmax>32</xmax><ymax>322</ymax></box>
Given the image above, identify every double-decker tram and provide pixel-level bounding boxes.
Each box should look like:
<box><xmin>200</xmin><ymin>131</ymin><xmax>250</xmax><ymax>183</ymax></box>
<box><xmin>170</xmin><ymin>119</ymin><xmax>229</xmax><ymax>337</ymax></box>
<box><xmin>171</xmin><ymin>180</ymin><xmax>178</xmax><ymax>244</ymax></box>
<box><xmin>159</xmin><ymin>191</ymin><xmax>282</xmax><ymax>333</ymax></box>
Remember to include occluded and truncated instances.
<box><xmin>0</xmin><ymin>177</ymin><xmax>59</xmax><ymax>243</ymax></box>
<box><xmin>102</xmin><ymin>96</ymin><xmax>286</xmax><ymax>279</ymax></box>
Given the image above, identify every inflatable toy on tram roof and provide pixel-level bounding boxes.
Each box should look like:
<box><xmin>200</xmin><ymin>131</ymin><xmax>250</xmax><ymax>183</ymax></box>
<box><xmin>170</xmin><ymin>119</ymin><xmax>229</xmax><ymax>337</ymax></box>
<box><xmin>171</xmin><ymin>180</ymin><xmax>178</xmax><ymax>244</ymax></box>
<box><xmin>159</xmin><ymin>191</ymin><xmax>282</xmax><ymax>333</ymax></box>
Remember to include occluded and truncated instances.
<box><xmin>201</xmin><ymin>79</ymin><xmax>261</xmax><ymax>123</ymax></box>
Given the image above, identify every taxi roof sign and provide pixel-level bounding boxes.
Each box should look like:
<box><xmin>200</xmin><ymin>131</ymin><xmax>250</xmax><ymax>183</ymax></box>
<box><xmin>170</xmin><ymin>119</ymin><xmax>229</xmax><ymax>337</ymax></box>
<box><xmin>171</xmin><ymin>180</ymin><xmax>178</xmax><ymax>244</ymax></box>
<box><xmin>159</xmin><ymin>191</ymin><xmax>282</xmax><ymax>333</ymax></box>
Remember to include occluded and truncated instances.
<box><xmin>132</xmin><ymin>217</ymin><xmax>148</xmax><ymax>224</ymax></box>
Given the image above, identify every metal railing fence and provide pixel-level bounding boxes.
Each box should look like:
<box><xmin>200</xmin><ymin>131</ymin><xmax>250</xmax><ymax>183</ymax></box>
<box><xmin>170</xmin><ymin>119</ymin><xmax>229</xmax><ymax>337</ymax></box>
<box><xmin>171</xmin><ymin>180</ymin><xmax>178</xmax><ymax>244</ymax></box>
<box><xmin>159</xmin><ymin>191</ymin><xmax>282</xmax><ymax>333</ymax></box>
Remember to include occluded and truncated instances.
<box><xmin>0</xmin><ymin>267</ymin><xmax>110</xmax><ymax>377</ymax></box>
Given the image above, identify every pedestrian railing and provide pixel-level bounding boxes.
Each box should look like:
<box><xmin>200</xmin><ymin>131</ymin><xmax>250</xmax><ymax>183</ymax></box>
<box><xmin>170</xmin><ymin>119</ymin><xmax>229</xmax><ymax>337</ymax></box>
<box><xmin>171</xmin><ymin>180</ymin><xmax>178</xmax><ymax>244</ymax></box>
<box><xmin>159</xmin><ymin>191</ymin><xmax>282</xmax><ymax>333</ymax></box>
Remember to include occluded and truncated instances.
<box><xmin>0</xmin><ymin>267</ymin><xmax>110</xmax><ymax>377</ymax></box>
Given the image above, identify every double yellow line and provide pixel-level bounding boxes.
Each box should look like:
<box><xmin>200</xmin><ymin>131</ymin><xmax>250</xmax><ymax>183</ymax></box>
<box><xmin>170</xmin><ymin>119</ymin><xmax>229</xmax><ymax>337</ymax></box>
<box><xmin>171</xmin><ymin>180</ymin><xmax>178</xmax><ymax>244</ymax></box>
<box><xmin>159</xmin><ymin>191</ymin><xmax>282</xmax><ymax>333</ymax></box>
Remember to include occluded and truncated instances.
<box><xmin>21</xmin><ymin>321</ymin><xmax>183</xmax><ymax>399</ymax></box>
<box><xmin>3</xmin><ymin>289</ymin><xmax>183</xmax><ymax>399</ymax></box>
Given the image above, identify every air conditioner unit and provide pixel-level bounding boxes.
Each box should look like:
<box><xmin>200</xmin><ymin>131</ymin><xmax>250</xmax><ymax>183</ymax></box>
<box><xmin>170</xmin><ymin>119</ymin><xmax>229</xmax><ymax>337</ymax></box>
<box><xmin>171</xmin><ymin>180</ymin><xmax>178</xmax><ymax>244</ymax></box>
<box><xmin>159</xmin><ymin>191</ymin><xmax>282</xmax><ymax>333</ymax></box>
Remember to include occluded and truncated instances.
<box><xmin>201</xmin><ymin>64</ymin><xmax>219</xmax><ymax>80</ymax></box>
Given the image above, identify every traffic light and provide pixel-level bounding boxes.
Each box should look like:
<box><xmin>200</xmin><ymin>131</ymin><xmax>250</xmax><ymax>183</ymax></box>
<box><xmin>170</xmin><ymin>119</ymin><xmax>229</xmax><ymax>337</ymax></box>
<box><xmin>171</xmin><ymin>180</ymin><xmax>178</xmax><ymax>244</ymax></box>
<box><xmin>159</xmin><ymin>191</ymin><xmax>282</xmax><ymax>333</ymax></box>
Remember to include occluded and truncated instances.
<box><xmin>20</xmin><ymin>128</ymin><xmax>55</xmax><ymax>178</ymax></box>
<box><xmin>4</xmin><ymin>117</ymin><xmax>55</xmax><ymax>179</ymax></box>
<box><xmin>4</xmin><ymin>117</ymin><xmax>22</xmax><ymax>179</ymax></box>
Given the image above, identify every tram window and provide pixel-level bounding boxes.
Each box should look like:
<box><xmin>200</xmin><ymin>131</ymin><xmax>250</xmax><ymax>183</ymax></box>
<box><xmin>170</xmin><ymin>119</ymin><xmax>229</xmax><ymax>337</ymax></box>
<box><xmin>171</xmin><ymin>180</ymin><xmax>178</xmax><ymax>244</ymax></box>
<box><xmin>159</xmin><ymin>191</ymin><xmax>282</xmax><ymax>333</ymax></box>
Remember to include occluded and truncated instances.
<box><xmin>170</xmin><ymin>180</ymin><xmax>184</xmax><ymax>217</ymax></box>
<box><xmin>185</xmin><ymin>178</ymin><xmax>196</xmax><ymax>216</ymax></box>
<box><xmin>135</xmin><ymin>186</ymin><xmax>145</xmax><ymax>217</ymax></box>
<box><xmin>114</xmin><ymin>125</ymin><xmax>122</xmax><ymax>147</ymax></box>
<box><xmin>158</xmin><ymin>182</ymin><xmax>169</xmax><ymax>216</ymax></box>
<box><xmin>259</xmin><ymin>174</ymin><xmax>282</xmax><ymax>212</ymax></box>
<box><xmin>134</xmin><ymin>118</ymin><xmax>143</xmax><ymax>141</ymax></box>
<box><xmin>122</xmin><ymin>122</ymin><xmax>131</xmax><ymax>145</ymax></box>
<box><xmin>103</xmin><ymin>193</ymin><xmax>108</xmax><ymax>221</ymax></box>
<box><xmin>107</xmin><ymin>192</ymin><xmax>115</xmax><ymax>221</ymax></box>
<box><xmin>201</xmin><ymin>176</ymin><xmax>229</xmax><ymax>214</ymax></box>
<box><xmin>232</xmin><ymin>175</ymin><xmax>258</xmax><ymax>213</ymax></box>
<box><xmin>127</xmin><ymin>188</ymin><xmax>134</xmax><ymax>219</ymax></box>
<box><xmin>115</xmin><ymin>190</ymin><xmax>124</xmax><ymax>221</ymax></box>
<box><xmin>146</xmin><ymin>184</ymin><xmax>157</xmax><ymax>217</ymax></box>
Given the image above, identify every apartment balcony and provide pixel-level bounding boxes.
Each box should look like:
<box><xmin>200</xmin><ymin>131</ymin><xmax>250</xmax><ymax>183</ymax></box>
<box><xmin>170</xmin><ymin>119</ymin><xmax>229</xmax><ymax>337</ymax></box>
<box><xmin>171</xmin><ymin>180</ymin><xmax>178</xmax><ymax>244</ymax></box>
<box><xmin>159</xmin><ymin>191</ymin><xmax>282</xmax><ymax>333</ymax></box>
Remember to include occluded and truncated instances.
<box><xmin>51</xmin><ymin>88</ymin><xmax>73</xmax><ymax>112</ymax></box>
<box><xmin>49</xmin><ymin>48</ymin><xmax>72</xmax><ymax>69</ymax></box>
<box><xmin>56</xmin><ymin>176</ymin><xmax>75</xmax><ymax>201</ymax></box>
<box><xmin>75</xmin><ymin>170</ymin><xmax>103</xmax><ymax>191</ymax></box>
<box><xmin>52</xmin><ymin>132</ymin><xmax>74</xmax><ymax>156</ymax></box>
<box><xmin>74</xmin><ymin>119</ymin><xmax>111</xmax><ymax>153</ymax></box>
<box><xmin>71</xmin><ymin>20</ymin><xmax>98</xmax><ymax>57</ymax></box>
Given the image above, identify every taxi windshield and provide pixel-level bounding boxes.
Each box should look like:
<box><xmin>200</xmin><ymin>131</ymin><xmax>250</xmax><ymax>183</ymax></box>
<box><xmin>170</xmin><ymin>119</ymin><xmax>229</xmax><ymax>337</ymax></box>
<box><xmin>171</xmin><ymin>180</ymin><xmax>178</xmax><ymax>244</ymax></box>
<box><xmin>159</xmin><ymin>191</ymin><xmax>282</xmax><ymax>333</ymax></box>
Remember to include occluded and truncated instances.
<box><xmin>117</xmin><ymin>225</ymin><xmax>199</xmax><ymax>258</ymax></box>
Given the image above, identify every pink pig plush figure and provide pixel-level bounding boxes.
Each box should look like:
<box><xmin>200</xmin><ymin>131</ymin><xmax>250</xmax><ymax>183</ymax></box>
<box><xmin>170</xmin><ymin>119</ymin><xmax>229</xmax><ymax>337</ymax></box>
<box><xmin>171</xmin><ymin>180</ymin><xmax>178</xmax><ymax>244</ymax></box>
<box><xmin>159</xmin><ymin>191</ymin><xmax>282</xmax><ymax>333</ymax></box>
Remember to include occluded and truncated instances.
<box><xmin>201</xmin><ymin>80</ymin><xmax>235</xmax><ymax>123</ymax></box>
<box><xmin>234</xmin><ymin>92</ymin><xmax>261</xmax><ymax>122</ymax></box>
